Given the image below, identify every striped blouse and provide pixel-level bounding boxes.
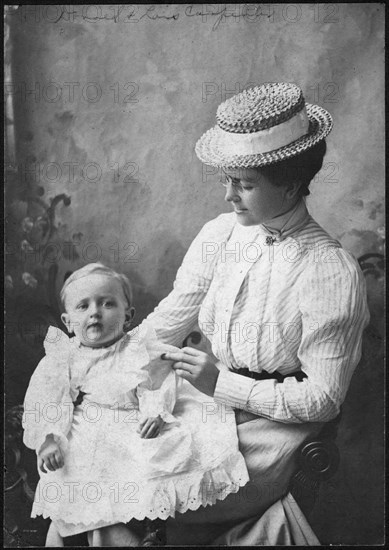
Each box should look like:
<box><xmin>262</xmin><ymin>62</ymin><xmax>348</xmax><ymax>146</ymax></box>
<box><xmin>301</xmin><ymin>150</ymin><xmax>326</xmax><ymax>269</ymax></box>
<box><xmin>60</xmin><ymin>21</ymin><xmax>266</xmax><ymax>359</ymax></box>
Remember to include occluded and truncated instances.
<box><xmin>146</xmin><ymin>201</ymin><xmax>370</xmax><ymax>423</ymax></box>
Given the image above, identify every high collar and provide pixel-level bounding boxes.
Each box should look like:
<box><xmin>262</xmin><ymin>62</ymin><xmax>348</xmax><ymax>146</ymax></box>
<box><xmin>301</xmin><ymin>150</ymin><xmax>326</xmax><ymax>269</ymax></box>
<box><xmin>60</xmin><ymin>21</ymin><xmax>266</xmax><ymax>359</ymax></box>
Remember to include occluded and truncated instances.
<box><xmin>231</xmin><ymin>199</ymin><xmax>310</xmax><ymax>244</ymax></box>
<box><xmin>262</xmin><ymin>199</ymin><xmax>310</xmax><ymax>240</ymax></box>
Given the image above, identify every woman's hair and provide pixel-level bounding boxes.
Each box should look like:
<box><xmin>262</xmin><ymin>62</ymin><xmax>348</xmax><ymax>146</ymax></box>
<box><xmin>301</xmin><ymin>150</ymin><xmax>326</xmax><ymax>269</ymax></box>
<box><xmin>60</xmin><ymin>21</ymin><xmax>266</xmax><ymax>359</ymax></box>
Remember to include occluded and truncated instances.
<box><xmin>60</xmin><ymin>262</ymin><xmax>133</xmax><ymax>309</ymax></box>
<box><xmin>260</xmin><ymin>140</ymin><xmax>327</xmax><ymax>197</ymax></box>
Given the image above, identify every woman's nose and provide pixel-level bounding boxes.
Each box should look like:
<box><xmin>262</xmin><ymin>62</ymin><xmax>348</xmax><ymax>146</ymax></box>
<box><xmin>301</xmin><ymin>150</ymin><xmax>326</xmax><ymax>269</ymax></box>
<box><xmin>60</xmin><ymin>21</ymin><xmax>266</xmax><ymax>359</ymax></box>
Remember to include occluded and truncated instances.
<box><xmin>224</xmin><ymin>182</ymin><xmax>240</xmax><ymax>203</ymax></box>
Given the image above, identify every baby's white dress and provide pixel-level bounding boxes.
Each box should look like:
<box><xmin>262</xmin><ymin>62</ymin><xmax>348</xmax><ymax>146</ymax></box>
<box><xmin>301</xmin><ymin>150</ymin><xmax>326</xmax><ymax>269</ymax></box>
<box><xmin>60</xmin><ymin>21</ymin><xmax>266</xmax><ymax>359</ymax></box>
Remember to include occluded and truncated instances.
<box><xmin>23</xmin><ymin>323</ymin><xmax>249</xmax><ymax>537</ymax></box>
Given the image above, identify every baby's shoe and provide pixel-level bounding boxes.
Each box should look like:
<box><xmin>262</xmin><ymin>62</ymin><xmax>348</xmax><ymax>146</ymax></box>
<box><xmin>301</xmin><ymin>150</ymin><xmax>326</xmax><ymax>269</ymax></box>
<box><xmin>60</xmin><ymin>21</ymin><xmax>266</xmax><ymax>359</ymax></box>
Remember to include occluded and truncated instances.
<box><xmin>140</xmin><ymin>518</ymin><xmax>166</xmax><ymax>547</ymax></box>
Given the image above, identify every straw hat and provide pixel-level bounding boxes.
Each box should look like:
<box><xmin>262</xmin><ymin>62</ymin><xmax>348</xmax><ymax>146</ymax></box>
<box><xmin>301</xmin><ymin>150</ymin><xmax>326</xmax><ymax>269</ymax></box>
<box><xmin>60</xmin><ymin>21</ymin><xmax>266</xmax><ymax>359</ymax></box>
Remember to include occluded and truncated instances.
<box><xmin>195</xmin><ymin>82</ymin><xmax>333</xmax><ymax>168</ymax></box>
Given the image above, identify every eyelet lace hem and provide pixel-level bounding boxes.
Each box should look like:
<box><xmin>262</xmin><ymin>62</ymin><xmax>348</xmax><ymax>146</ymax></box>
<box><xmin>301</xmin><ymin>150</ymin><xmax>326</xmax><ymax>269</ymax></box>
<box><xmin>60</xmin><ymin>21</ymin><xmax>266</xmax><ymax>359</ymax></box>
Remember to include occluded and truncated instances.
<box><xmin>31</xmin><ymin>451</ymin><xmax>249</xmax><ymax>537</ymax></box>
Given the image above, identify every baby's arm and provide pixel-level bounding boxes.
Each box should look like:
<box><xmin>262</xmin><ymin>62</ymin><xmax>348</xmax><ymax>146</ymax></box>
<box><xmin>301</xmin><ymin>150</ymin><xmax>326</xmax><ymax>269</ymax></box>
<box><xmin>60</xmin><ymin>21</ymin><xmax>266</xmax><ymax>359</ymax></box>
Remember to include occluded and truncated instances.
<box><xmin>23</xmin><ymin>329</ymin><xmax>75</xmax><ymax>470</ymax></box>
<box><xmin>136</xmin><ymin>357</ymin><xmax>178</xmax><ymax>439</ymax></box>
<box><xmin>24</xmin><ymin>352</ymin><xmax>74</xmax><ymax>472</ymax></box>
<box><xmin>133</xmin><ymin>324</ymin><xmax>181</xmax><ymax>438</ymax></box>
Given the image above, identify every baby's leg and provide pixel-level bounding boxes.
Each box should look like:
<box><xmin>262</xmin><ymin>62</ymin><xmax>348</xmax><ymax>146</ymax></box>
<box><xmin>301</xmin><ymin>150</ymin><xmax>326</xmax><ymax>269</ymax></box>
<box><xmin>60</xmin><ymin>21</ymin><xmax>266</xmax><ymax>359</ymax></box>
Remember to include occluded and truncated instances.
<box><xmin>45</xmin><ymin>522</ymin><xmax>64</xmax><ymax>547</ymax></box>
<box><xmin>87</xmin><ymin>524</ymin><xmax>141</xmax><ymax>547</ymax></box>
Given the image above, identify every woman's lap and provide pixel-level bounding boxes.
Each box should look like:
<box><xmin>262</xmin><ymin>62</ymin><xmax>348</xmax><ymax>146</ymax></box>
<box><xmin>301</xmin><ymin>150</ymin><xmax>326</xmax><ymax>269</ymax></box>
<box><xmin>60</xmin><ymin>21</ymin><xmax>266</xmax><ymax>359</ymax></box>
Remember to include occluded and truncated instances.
<box><xmin>87</xmin><ymin>413</ymin><xmax>323</xmax><ymax>546</ymax></box>
<box><xmin>165</xmin><ymin>412</ymin><xmax>323</xmax><ymax>544</ymax></box>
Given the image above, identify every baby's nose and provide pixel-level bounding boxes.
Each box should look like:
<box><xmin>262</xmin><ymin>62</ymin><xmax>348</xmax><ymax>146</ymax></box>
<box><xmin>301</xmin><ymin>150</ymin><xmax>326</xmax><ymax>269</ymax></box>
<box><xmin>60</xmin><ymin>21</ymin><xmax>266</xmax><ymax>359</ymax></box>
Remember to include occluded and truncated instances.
<box><xmin>89</xmin><ymin>304</ymin><xmax>101</xmax><ymax>317</ymax></box>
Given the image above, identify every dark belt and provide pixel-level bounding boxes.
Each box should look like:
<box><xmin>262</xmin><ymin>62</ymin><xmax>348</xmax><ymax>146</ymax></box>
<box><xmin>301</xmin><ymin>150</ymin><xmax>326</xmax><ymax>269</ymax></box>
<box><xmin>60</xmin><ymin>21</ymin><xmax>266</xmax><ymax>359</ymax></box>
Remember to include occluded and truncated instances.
<box><xmin>231</xmin><ymin>367</ymin><xmax>307</xmax><ymax>383</ymax></box>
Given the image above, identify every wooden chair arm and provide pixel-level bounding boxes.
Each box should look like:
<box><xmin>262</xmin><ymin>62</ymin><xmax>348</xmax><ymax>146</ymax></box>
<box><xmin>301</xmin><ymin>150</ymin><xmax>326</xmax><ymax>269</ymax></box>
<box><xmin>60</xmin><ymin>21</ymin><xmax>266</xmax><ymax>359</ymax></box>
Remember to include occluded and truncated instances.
<box><xmin>297</xmin><ymin>437</ymin><xmax>340</xmax><ymax>482</ymax></box>
<box><xmin>290</xmin><ymin>412</ymin><xmax>341</xmax><ymax>515</ymax></box>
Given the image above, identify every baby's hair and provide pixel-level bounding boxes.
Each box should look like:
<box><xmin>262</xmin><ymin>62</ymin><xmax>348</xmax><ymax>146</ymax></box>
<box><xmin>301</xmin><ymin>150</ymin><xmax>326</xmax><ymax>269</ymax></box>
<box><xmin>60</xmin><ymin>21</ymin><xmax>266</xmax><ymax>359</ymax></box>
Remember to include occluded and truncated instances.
<box><xmin>60</xmin><ymin>262</ymin><xmax>133</xmax><ymax>309</ymax></box>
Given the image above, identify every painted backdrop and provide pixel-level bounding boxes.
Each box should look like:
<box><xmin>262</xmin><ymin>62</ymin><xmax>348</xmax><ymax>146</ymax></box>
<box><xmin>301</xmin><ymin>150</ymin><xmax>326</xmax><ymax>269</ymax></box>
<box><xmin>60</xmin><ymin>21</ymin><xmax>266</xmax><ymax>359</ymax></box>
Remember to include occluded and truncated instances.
<box><xmin>5</xmin><ymin>4</ymin><xmax>384</xmax><ymax>545</ymax></box>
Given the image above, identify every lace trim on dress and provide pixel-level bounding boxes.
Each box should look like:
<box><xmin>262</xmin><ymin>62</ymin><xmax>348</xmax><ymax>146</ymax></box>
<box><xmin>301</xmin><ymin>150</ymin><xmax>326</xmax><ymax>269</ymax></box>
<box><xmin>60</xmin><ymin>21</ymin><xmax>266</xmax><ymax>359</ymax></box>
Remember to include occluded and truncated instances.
<box><xmin>31</xmin><ymin>451</ymin><xmax>249</xmax><ymax>533</ymax></box>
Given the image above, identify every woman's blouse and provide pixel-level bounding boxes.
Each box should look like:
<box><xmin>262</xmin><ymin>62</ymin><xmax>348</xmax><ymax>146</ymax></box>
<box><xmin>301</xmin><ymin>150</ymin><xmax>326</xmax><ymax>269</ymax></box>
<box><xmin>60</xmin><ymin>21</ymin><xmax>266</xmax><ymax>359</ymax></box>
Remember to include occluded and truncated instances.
<box><xmin>146</xmin><ymin>201</ymin><xmax>370</xmax><ymax>423</ymax></box>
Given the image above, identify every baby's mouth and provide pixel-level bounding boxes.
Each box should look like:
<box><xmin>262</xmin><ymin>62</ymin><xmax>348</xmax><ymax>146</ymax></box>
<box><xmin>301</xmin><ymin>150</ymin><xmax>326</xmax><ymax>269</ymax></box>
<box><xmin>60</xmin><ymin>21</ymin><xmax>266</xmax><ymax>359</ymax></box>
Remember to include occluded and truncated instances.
<box><xmin>87</xmin><ymin>322</ymin><xmax>102</xmax><ymax>330</ymax></box>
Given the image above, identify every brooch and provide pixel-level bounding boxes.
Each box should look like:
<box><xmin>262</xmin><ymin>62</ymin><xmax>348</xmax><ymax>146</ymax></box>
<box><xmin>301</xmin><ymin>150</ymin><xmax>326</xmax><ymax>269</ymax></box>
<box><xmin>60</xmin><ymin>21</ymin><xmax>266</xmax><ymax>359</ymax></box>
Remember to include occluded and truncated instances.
<box><xmin>265</xmin><ymin>236</ymin><xmax>277</xmax><ymax>246</ymax></box>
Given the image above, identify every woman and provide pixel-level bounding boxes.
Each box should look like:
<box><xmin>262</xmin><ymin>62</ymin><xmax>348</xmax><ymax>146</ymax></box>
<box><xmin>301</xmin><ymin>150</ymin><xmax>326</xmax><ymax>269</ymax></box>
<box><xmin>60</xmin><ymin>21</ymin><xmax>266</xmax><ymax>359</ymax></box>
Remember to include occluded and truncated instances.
<box><xmin>91</xmin><ymin>82</ymin><xmax>370</xmax><ymax>546</ymax></box>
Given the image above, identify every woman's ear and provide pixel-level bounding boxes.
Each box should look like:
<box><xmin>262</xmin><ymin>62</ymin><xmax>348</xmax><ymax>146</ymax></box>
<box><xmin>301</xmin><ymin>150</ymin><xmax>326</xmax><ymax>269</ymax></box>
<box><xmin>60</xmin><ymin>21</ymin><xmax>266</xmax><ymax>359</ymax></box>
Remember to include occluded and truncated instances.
<box><xmin>285</xmin><ymin>180</ymin><xmax>303</xmax><ymax>200</ymax></box>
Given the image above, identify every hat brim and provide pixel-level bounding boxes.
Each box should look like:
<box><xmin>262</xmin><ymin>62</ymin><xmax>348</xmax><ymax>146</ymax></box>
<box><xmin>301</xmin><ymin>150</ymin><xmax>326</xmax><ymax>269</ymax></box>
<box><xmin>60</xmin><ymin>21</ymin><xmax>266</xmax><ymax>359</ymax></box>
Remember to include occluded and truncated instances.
<box><xmin>195</xmin><ymin>104</ymin><xmax>333</xmax><ymax>168</ymax></box>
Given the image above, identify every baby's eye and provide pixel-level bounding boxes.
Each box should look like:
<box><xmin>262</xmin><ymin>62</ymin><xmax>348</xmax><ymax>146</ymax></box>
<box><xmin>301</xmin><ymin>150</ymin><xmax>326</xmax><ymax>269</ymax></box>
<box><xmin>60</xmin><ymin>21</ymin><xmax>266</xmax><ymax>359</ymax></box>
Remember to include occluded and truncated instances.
<box><xmin>77</xmin><ymin>303</ymin><xmax>88</xmax><ymax>310</ymax></box>
<box><xmin>103</xmin><ymin>300</ymin><xmax>115</xmax><ymax>307</ymax></box>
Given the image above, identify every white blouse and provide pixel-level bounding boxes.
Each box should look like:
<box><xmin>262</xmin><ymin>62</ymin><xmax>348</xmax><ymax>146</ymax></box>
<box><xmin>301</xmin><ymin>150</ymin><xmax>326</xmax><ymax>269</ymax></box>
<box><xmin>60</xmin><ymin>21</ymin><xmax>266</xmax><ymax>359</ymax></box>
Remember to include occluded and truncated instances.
<box><xmin>146</xmin><ymin>201</ymin><xmax>370</xmax><ymax>423</ymax></box>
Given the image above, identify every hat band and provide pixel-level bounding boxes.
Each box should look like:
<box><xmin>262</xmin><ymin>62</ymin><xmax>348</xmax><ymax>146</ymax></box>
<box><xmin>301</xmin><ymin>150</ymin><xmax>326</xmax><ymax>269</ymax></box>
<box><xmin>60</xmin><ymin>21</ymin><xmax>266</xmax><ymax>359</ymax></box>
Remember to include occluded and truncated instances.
<box><xmin>218</xmin><ymin>106</ymin><xmax>310</xmax><ymax>155</ymax></box>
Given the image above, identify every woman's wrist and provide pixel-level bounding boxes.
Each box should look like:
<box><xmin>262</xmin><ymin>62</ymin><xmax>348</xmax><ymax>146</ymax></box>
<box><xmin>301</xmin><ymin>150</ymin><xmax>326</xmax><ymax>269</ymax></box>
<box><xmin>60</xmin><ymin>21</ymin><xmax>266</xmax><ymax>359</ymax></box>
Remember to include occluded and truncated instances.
<box><xmin>213</xmin><ymin>370</ymin><xmax>255</xmax><ymax>410</ymax></box>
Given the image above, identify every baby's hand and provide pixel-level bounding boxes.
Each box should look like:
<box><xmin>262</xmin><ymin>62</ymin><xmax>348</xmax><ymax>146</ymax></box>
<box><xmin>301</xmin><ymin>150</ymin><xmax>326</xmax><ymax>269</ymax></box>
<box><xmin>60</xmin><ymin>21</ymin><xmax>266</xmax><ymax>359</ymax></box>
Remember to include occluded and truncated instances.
<box><xmin>38</xmin><ymin>434</ymin><xmax>64</xmax><ymax>473</ymax></box>
<box><xmin>138</xmin><ymin>416</ymin><xmax>165</xmax><ymax>439</ymax></box>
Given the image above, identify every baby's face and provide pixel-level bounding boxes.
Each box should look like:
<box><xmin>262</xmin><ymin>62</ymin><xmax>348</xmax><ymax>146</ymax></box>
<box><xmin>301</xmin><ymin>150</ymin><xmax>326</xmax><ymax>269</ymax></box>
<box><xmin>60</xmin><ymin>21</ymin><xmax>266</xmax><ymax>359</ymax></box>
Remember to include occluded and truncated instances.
<box><xmin>61</xmin><ymin>274</ymin><xmax>130</xmax><ymax>347</ymax></box>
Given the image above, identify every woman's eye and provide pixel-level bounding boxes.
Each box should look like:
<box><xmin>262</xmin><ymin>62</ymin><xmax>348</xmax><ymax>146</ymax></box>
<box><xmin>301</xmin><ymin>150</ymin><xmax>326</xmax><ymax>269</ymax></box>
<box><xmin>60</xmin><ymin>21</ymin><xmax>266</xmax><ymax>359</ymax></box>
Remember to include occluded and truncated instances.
<box><xmin>242</xmin><ymin>186</ymin><xmax>253</xmax><ymax>191</ymax></box>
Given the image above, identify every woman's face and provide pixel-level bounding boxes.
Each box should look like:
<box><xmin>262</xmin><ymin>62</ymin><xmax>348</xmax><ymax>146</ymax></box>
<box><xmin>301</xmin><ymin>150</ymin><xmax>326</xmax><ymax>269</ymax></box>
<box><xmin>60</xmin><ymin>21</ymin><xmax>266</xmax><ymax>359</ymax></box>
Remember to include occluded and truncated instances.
<box><xmin>222</xmin><ymin>167</ymin><xmax>293</xmax><ymax>226</ymax></box>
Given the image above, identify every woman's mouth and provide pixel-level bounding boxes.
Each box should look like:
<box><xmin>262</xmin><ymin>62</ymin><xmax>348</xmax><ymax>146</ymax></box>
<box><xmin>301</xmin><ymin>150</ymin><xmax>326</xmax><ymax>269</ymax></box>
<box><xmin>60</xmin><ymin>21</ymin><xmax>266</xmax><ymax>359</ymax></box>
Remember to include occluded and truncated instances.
<box><xmin>234</xmin><ymin>208</ymin><xmax>248</xmax><ymax>214</ymax></box>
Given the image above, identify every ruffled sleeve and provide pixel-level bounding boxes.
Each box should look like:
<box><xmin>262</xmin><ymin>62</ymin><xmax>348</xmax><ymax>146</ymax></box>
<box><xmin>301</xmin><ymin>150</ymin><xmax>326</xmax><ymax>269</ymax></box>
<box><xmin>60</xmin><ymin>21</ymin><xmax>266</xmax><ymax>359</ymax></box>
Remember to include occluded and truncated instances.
<box><xmin>134</xmin><ymin>322</ymin><xmax>182</xmax><ymax>423</ymax></box>
<box><xmin>22</xmin><ymin>326</ymin><xmax>77</xmax><ymax>453</ymax></box>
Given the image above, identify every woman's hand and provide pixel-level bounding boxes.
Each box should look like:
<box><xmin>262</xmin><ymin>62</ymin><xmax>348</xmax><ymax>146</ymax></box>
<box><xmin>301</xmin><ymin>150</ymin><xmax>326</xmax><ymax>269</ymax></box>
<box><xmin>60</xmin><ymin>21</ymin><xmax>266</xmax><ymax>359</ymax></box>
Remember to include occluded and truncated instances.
<box><xmin>138</xmin><ymin>416</ymin><xmax>165</xmax><ymax>439</ymax></box>
<box><xmin>161</xmin><ymin>347</ymin><xmax>220</xmax><ymax>397</ymax></box>
<box><xmin>38</xmin><ymin>434</ymin><xmax>64</xmax><ymax>473</ymax></box>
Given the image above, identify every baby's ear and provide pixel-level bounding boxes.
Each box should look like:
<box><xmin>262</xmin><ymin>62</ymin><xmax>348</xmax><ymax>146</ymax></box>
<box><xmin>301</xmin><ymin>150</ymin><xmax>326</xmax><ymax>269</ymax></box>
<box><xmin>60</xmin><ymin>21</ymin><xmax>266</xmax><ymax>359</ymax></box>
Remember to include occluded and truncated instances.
<box><xmin>123</xmin><ymin>307</ymin><xmax>135</xmax><ymax>332</ymax></box>
<box><xmin>126</xmin><ymin>306</ymin><xmax>135</xmax><ymax>321</ymax></box>
<box><xmin>61</xmin><ymin>313</ymin><xmax>71</xmax><ymax>331</ymax></box>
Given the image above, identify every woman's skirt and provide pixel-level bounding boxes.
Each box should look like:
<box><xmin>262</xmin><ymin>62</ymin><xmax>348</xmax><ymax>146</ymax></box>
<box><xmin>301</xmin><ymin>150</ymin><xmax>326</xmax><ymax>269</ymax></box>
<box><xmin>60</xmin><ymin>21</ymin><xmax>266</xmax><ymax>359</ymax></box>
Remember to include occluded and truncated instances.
<box><xmin>166</xmin><ymin>410</ymin><xmax>324</xmax><ymax>545</ymax></box>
